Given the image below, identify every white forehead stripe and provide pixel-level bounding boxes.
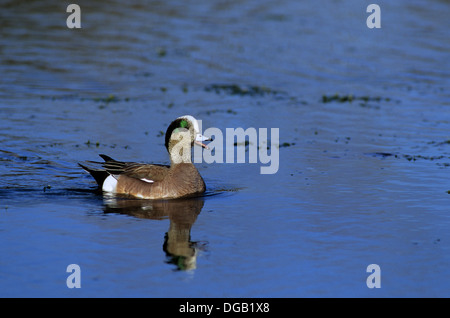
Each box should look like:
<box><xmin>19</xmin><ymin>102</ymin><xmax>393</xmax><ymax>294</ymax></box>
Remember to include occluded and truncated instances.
<box><xmin>178</xmin><ymin>115</ymin><xmax>199</xmax><ymax>133</ymax></box>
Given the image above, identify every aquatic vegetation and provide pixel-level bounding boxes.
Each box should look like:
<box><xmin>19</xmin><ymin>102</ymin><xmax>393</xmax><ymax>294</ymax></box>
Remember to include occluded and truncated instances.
<box><xmin>403</xmin><ymin>154</ymin><xmax>446</xmax><ymax>162</ymax></box>
<box><xmin>279</xmin><ymin>142</ymin><xmax>295</xmax><ymax>148</ymax></box>
<box><xmin>365</xmin><ymin>152</ymin><xmax>450</xmax><ymax>166</ymax></box>
<box><xmin>233</xmin><ymin>140</ymin><xmax>251</xmax><ymax>146</ymax></box>
<box><xmin>428</xmin><ymin>140</ymin><xmax>450</xmax><ymax>146</ymax></box>
<box><xmin>365</xmin><ymin>152</ymin><xmax>394</xmax><ymax>158</ymax></box>
<box><xmin>322</xmin><ymin>94</ymin><xmax>355</xmax><ymax>103</ymax></box>
<box><xmin>157</xmin><ymin>47</ymin><xmax>167</xmax><ymax>57</ymax></box>
<box><xmin>203</xmin><ymin>83</ymin><xmax>308</xmax><ymax>106</ymax></box>
<box><xmin>93</xmin><ymin>94</ymin><xmax>120</xmax><ymax>104</ymax></box>
<box><xmin>39</xmin><ymin>94</ymin><xmax>131</xmax><ymax>104</ymax></box>
<box><xmin>321</xmin><ymin>93</ymin><xmax>391</xmax><ymax>106</ymax></box>
<box><xmin>85</xmin><ymin>140</ymin><xmax>100</xmax><ymax>147</ymax></box>
<box><xmin>204</xmin><ymin>84</ymin><xmax>285</xmax><ymax>97</ymax></box>
<box><xmin>203</xmin><ymin>108</ymin><xmax>237</xmax><ymax>116</ymax></box>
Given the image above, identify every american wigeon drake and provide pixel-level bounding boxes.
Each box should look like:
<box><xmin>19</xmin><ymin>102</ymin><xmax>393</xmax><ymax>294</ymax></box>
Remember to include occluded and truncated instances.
<box><xmin>79</xmin><ymin>115</ymin><xmax>211</xmax><ymax>199</ymax></box>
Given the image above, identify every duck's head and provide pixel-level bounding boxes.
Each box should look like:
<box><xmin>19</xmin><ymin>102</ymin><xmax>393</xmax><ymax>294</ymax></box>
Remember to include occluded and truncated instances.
<box><xmin>165</xmin><ymin>115</ymin><xmax>211</xmax><ymax>164</ymax></box>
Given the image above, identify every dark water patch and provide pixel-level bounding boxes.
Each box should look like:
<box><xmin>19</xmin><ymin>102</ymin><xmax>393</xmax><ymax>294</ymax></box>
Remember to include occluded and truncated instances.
<box><xmin>427</xmin><ymin>140</ymin><xmax>450</xmax><ymax>147</ymax></box>
<box><xmin>0</xmin><ymin>185</ymin><xmax>101</xmax><ymax>208</ymax></box>
<box><xmin>279</xmin><ymin>142</ymin><xmax>296</xmax><ymax>148</ymax></box>
<box><xmin>0</xmin><ymin>149</ymin><xmax>42</xmax><ymax>163</ymax></box>
<box><xmin>202</xmin><ymin>108</ymin><xmax>238</xmax><ymax>116</ymax></box>
<box><xmin>321</xmin><ymin>94</ymin><xmax>395</xmax><ymax>109</ymax></box>
<box><xmin>39</xmin><ymin>94</ymin><xmax>84</xmax><ymax>101</ymax></box>
<box><xmin>39</xmin><ymin>94</ymin><xmax>132</xmax><ymax>104</ymax></box>
<box><xmin>204</xmin><ymin>83</ymin><xmax>287</xmax><ymax>98</ymax></box>
<box><xmin>231</xmin><ymin>140</ymin><xmax>295</xmax><ymax>150</ymax></box>
<box><xmin>365</xmin><ymin>152</ymin><xmax>396</xmax><ymax>158</ymax></box>
<box><xmin>364</xmin><ymin>152</ymin><xmax>450</xmax><ymax>166</ymax></box>
<box><xmin>403</xmin><ymin>154</ymin><xmax>448</xmax><ymax>162</ymax></box>
<box><xmin>74</xmin><ymin>141</ymin><xmax>131</xmax><ymax>150</ymax></box>
<box><xmin>233</xmin><ymin>140</ymin><xmax>251</xmax><ymax>147</ymax></box>
<box><xmin>157</xmin><ymin>47</ymin><xmax>167</xmax><ymax>58</ymax></box>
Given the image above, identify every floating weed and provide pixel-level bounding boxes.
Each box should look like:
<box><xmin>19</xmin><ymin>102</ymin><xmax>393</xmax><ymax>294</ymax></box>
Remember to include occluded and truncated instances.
<box><xmin>82</xmin><ymin>140</ymin><xmax>131</xmax><ymax>149</ymax></box>
<box><xmin>93</xmin><ymin>94</ymin><xmax>120</xmax><ymax>104</ymax></box>
<box><xmin>204</xmin><ymin>84</ymin><xmax>286</xmax><ymax>98</ymax></box>
<box><xmin>279</xmin><ymin>142</ymin><xmax>295</xmax><ymax>148</ymax></box>
<box><xmin>322</xmin><ymin>94</ymin><xmax>354</xmax><ymax>103</ymax></box>
<box><xmin>321</xmin><ymin>94</ymin><xmax>392</xmax><ymax>107</ymax></box>
<box><xmin>233</xmin><ymin>140</ymin><xmax>251</xmax><ymax>146</ymax></box>
<box><xmin>428</xmin><ymin>140</ymin><xmax>450</xmax><ymax>146</ymax></box>
<box><xmin>203</xmin><ymin>83</ymin><xmax>310</xmax><ymax>107</ymax></box>
<box><xmin>366</xmin><ymin>152</ymin><xmax>450</xmax><ymax>166</ymax></box>
<box><xmin>85</xmin><ymin>140</ymin><xmax>101</xmax><ymax>147</ymax></box>
<box><xmin>43</xmin><ymin>185</ymin><xmax>51</xmax><ymax>192</ymax></box>
<box><xmin>333</xmin><ymin>136</ymin><xmax>351</xmax><ymax>144</ymax></box>
<box><xmin>404</xmin><ymin>154</ymin><xmax>446</xmax><ymax>162</ymax></box>
<box><xmin>42</xmin><ymin>94</ymin><xmax>130</xmax><ymax>105</ymax></box>
<box><xmin>157</xmin><ymin>47</ymin><xmax>167</xmax><ymax>57</ymax></box>
<box><xmin>204</xmin><ymin>109</ymin><xmax>237</xmax><ymax>116</ymax></box>
<box><xmin>365</xmin><ymin>152</ymin><xmax>395</xmax><ymax>158</ymax></box>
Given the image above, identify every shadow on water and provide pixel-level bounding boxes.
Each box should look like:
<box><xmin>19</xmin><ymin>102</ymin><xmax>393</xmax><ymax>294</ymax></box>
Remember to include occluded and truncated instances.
<box><xmin>63</xmin><ymin>185</ymin><xmax>234</xmax><ymax>271</ymax></box>
<box><xmin>95</xmin><ymin>187</ymin><xmax>234</xmax><ymax>271</ymax></box>
<box><xmin>102</xmin><ymin>194</ymin><xmax>206</xmax><ymax>271</ymax></box>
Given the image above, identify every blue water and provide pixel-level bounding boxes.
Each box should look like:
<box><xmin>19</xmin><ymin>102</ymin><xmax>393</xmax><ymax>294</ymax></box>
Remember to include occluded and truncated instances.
<box><xmin>1</xmin><ymin>0</ymin><xmax>449</xmax><ymax>297</ymax></box>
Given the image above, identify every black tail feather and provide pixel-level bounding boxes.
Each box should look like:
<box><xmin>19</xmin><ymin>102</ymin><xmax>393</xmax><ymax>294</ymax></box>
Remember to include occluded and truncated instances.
<box><xmin>78</xmin><ymin>162</ymin><xmax>110</xmax><ymax>187</ymax></box>
<box><xmin>99</xmin><ymin>154</ymin><xmax>115</xmax><ymax>162</ymax></box>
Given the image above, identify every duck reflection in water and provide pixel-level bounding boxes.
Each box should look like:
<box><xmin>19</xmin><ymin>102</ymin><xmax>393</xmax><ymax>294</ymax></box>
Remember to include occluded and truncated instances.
<box><xmin>102</xmin><ymin>195</ymin><xmax>206</xmax><ymax>271</ymax></box>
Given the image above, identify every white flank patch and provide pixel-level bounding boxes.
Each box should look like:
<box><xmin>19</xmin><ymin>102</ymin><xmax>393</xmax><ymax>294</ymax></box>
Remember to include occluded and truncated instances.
<box><xmin>140</xmin><ymin>178</ymin><xmax>154</xmax><ymax>183</ymax></box>
<box><xmin>102</xmin><ymin>175</ymin><xmax>118</xmax><ymax>192</ymax></box>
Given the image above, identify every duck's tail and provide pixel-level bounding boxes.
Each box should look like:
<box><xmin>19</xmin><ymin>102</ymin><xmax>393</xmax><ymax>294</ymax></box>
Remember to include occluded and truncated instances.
<box><xmin>78</xmin><ymin>154</ymin><xmax>114</xmax><ymax>187</ymax></box>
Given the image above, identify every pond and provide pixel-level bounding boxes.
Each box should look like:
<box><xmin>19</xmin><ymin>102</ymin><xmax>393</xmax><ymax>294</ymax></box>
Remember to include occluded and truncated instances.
<box><xmin>0</xmin><ymin>0</ymin><xmax>449</xmax><ymax>297</ymax></box>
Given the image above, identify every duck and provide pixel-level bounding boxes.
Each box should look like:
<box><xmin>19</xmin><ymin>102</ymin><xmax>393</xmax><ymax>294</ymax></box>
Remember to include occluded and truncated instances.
<box><xmin>79</xmin><ymin>115</ymin><xmax>211</xmax><ymax>199</ymax></box>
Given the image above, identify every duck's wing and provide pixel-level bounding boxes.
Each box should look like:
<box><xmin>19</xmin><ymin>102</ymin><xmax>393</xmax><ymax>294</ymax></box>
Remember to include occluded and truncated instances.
<box><xmin>99</xmin><ymin>154</ymin><xmax>170</xmax><ymax>182</ymax></box>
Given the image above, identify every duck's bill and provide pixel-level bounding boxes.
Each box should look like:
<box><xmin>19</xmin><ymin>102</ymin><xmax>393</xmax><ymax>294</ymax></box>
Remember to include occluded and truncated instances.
<box><xmin>195</xmin><ymin>134</ymin><xmax>213</xmax><ymax>149</ymax></box>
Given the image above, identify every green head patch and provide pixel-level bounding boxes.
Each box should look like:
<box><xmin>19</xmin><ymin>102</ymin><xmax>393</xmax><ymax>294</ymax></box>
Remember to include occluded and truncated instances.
<box><xmin>173</xmin><ymin>119</ymin><xmax>189</xmax><ymax>134</ymax></box>
<box><xmin>180</xmin><ymin>120</ymin><xmax>188</xmax><ymax>128</ymax></box>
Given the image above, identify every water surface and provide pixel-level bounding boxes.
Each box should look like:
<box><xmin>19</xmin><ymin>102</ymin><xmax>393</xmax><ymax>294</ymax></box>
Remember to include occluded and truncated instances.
<box><xmin>1</xmin><ymin>0</ymin><xmax>449</xmax><ymax>297</ymax></box>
